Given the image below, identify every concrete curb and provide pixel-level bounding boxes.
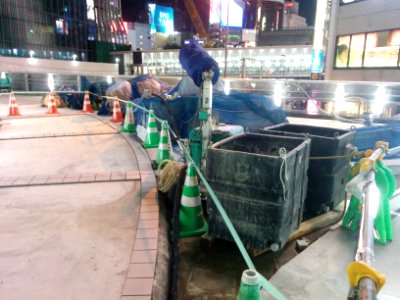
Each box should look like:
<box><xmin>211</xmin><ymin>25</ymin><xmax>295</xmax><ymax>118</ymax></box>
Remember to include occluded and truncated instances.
<box><xmin>120</xmin><ymin>132</ymin><xmax>170</xmax><ymax>300</ymax></box>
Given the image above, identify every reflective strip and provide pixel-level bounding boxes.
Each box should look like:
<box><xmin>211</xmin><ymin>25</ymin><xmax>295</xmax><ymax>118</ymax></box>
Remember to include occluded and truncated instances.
<box><xmin>159</xmin><ymin>144</ymin><xmax>169</xmax><ymax>150</ymax></box>
<box><xmin>149</xmin><ymin>127</ymin><xmax>158</xmax><ymax>133</ymax></box>
<box><xmin>184</xmin><ymin>176</ymin><xmax>198</xmax><ymax>187</ymax></box>
<box><xmin>181</xmin><ymin>195</ymin><xmax>200</xmax><ymax>207</ymax></box>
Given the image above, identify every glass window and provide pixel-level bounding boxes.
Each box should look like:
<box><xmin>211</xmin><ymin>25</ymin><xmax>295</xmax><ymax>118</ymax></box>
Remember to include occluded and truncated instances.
<box><xmin>335</xmin><ymin>35</ymin><xmax>350</xmax><ymax>68</ymax></box>
<box><xmin>349</xmin><ymin>34</ymin><xmax>365</xmax><ymax>67</ymax></box>
<box><xmin>364</xmin><ymin>31</ymin><xmax>399</xmax><ymax>67</ymax></box>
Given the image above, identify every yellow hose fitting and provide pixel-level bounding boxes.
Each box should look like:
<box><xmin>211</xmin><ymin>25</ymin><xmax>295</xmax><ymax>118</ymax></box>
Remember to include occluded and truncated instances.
<box><xmin>347</xmin><ymin>261</ymin><xmax>386</xmax><ymax>292</ymax></box>
<box><xmin>359</xmin><ymin>158</ymin><xmax>374</xmax><ymax>171</ymax></box>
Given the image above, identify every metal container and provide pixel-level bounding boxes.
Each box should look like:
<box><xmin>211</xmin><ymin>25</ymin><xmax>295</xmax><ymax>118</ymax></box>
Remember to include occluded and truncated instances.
<box><xmin>261</xmin><ymin>124</ymin><xmax>354</xmax><ymax>216</ymax></box>
<box><xmin>206</xmin><ymin>133</ymin><xmax>310</xmax><ymax>250</ymax></box>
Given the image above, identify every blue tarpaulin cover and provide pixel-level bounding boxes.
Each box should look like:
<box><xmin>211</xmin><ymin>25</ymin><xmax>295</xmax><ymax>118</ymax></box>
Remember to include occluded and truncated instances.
<box><xmin>133</xmin><ymin>90</ymin><xmax>287</xmax><ymax>138</ymax></box>
<box><xmin>179</xmin><ymin>43</ymin><xmax>220</xmax><ymax>87</ymax></box>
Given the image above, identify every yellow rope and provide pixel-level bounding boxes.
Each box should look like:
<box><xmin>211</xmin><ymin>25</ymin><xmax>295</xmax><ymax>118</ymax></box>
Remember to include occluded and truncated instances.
<box><xmin>157</xmin><ymin>160</ymin><xmax>181</xmax><ymax>193</ymax></box>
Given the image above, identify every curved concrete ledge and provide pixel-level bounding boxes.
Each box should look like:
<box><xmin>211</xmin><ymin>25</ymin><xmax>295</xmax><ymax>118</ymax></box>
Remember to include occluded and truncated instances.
<box><xmin>120</xmin><ymin>133</ymin><xmax>169</xmax><ymax>300</ymax></box>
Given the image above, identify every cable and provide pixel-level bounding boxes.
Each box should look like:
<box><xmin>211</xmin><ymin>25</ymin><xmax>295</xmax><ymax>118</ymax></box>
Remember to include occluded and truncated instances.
<box><xmin>158</xmin><ymin>160</ymin><xmax>181</xmax><ymax>193</ymax></box>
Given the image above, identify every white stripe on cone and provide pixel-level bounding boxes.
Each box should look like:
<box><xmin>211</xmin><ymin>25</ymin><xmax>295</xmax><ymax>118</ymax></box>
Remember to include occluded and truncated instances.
<box><xmin>159</xmin><ymin>144</ymin><xmax>169</xmax><ymax>150</ymax></box>
<box><xmin>181</xmin><ymin>195</ymin><xmax>201</xmax><ymax>207</ymax></box>
<box><xmin>184</xmin><ymin>176</ymin><xmax>198</xmax><ymax>187</ymax></box>
<box><xmin>149</xmin><ymin>127</ymin><xmax>158</xmax><ymax>133</ymax></box>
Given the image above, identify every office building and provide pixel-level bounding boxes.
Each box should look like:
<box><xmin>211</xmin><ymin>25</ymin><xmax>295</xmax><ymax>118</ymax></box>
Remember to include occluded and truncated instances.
<box><xmin>0</xmin><ymin>0</ymin><xmax>128</xmax><ymax>62</ymax></box>
<box><xmin>326</xmin><ymin>0</ymin><xmax>400</xmax><ymax>81</ymax></box>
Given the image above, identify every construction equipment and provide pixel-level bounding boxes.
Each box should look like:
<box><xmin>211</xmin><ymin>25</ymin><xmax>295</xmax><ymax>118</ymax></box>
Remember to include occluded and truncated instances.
<box><xmin>345</xmin><ymin>141</ymin><xmax>393</xmax><ymax>299</ymax></box>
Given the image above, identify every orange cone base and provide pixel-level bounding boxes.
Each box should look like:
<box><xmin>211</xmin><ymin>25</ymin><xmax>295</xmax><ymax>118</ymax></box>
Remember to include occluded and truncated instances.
<box><xmin>9</xmin><ymin>108</ymin><xmax>21</xmax><ymax>116</ymax></box>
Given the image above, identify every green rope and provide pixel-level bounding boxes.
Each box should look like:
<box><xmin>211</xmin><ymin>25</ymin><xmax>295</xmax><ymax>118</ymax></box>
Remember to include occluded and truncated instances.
<box><xmin>178</xmin><ymin>140</ymin><xmax>286</xmax><ymax>300</ymax></box>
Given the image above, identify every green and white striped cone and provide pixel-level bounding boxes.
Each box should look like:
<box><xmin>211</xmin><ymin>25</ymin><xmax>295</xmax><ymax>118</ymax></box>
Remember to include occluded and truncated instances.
<box><xmin>143</xmin><ymin>109</ymin><xmax>159</xmax><ymax>148</ymax></box>
<box><xmin>156</xmin><ymin>121</ymin><xmax>174</xmax><ymax>165</ymax></box>
<box><xmin>237</xmin><ymin>270</ymin><xmax>261</xmax><ymax>300</ymax></box>
<box><xmin>179</xmin><ymin>163</ymin><xmax>208</xmax><ymax>238</ymax></box>
<box><xmin>121</xmin><ymin>102</ymin><xmax>136</xmax><ymax>133</ymax></box>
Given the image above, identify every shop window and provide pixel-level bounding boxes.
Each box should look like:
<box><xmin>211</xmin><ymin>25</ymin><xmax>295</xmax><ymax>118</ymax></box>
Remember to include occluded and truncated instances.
<box><xmin>364</xmin><ymin>31</ymin><xmax>398</xmax><ymax>67</ymax></box>
<box><xmin>348</xmin><ymin>34</ymin><xmax>365</xmax><ymax>67</ymax></box>
<box><xmin>335</xmin><ymin>35</ymin><xmax>350</xmax><ymax>68</ymax></box>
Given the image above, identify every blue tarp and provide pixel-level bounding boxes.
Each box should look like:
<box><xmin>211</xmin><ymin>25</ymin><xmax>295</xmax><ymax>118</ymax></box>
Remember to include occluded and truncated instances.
<box><xmin>179</xmin><ymin>43</ymin><xmax>220</xmax><ymax>87</ymax></box>
<box><xmin>133</xmin><ymin>90</ymin><xmax>287</xmax><ymax>138</ymax></box>
<box><xmin>354</xmin><ymin>124</ymin><xmax>400</xmax><ymax>157</ymax></box>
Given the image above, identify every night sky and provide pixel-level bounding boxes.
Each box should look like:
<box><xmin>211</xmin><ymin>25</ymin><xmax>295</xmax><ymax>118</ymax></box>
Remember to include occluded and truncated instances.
<box><xmin>297</xmin><ymin>0</ymin><xmax>317</xmax><ymax>26</ymax></box>
<box><xmin>121</xmin><ymin>0</ymin><xmax>318</xmax><ymax>26</ymax></box>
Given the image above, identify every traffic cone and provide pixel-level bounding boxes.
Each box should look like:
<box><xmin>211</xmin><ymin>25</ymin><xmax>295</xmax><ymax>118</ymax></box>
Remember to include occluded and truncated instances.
<box><xmin>237</xmin><ymin>270</ymin><xmax>261</xmax><ymax>300</ymax></box>
<box><xmin>121</xmin><ymin>102</ymin><xmax>136</xmax><ymax>133</ymax></box>
<box><xmin>111</xmin><ymin>98</ymin><xmax>123</xmax><ymax>122</ymax></box>
<box><xmin>143</xmin><ymin>109</ymin><xmax>160</xmax><ymax>148</ymax></box>
<box><xmin>156</xmin><ymin>121</ymin><xmax>174</xmax><ymax>165</ymax></box>
<box><xmin>47</xmin><ymin>92</ymin><xmax>59</xmax><ymax>114</ymax></box>
<box><xmin>82</xmin><ymin>91</ymin><xmax>93</xmax><ymax>113</ymax></box>
<box><xmin>8</xmin><ymin>91</ymin><xmax>21</xmax><ymax>116</ymax></box>
<box><xmin>97</xmin><ymin>96</ymin><xmax>110</xmax><ymax>116</ymax></box>
<box><xmin>179</xmin><ymin>163</ymin><xmax>208</xmax><ymax>238</ymax></box>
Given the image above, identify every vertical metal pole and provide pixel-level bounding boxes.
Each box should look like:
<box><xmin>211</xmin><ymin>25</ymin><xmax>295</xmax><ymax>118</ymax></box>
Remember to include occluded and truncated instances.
<box><xmin>77</xmin><ymin>75</ymin><xmax>81</xmax><ymax>92</ymax></box>
<box><xmin>224</xmin><ymin>0</ymin><xmax>230</xmax><ymax>77</ymax></box>
<box><xmin>325</xmin><ymin>0</ymin><xmax>339</xmax><ymax>80</ymax></box>
<box><xmin>201</xmin><ymin>72</ymin><xmax>213</xmax><ymax>172</ymax></box>
<box><xmin>354</xmin><ymin>174</ymin><xmax>378</xmax><ymax>299</ymax></box>
<box><xmin>24</xmin><ymin>73</ymin><xmax>29</xmax><ymax>91</ymax></box>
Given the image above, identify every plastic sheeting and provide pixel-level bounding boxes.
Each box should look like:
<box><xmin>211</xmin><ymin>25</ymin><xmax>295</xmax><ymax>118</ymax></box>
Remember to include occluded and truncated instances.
<box><xmin>133</xmin><ymin>90</ymin><xmax>287</xmax><ymax>138</ymax></box>
<box><xmin>179</xmin><ymin>43</ymin><xmax>220</xmax><ymax>87</ymax></box>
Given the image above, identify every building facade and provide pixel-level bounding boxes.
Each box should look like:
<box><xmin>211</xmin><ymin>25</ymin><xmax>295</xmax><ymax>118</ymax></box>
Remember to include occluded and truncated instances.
<box><xmin>326</xmin><ymin>0</ymin><xmax>400</xmax><ymax>81</ymax></box>
<box><xmin>0</xmin><ymin>0</ymin><xmax>128</xmax><ymax>62</ymax></box>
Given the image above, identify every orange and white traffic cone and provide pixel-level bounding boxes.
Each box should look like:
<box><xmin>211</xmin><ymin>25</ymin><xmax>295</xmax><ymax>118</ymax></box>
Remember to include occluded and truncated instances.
<box><xmin>8</xmin><ymin>91</ymin><xmax>21</xmax><ymax>116</ymax></box>
<box><xmin>82</xmin><ymin>91</ymin><xmax>93</xmax><ymax>113</ymax></box>
<box><xmin>47</xmin><ymin>92</ymin><xmax>59</xmax><ymax>114</ymax></box>
<box><xmin>111</xmin><ymin>99</ymin><xmax>123</xmax><ymax>122</ymax></box>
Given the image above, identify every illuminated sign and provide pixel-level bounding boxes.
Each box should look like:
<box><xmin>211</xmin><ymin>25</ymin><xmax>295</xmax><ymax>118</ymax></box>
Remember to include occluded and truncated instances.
<box><xmin>311</xmin><ymin>50</ymin><xmax>324</xmax><ymax>73</ymax></box>
<box><xmin>149</xmin><ymin>4</ymin><xmax>174</xmax><ymax>34</ymax></box>
<box><xmin>210</xmin><ymin>0</ymin><xmax>244</xmax><ymax>28</ymax></box>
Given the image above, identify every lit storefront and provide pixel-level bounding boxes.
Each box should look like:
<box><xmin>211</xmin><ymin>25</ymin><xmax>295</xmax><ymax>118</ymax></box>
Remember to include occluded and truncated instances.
<box><xmin>335</xmin><ymin>29</ymin><xmax>400</xmax><ymax>69</ymax></box>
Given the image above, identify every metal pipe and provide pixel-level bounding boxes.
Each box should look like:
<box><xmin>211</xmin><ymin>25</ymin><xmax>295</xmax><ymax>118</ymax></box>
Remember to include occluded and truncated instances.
<box><xmin>368</xmin><ymin>147</ymin><xmax>385</xmax><ymax>162</ymax></box>
<box><xmin>354</xmin><ymin>174</ymin><xmax>377</xmax><ymax>299</ymax></box>
<box><xmin>387</xmin><ymin>145</ymin><xmax>400</xmax><ymax>156</ymax></box>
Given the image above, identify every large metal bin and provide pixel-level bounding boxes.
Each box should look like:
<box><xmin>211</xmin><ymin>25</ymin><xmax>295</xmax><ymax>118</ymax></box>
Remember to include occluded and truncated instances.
<box><xmin>261</xmin><ymin>124</ymin><xmax>354</xmax><ymax>216</ymax></box>
<box><xmin>206</xmin><ymin>133</ymin><xmax>310</xmax><ymax>250</ymax></box>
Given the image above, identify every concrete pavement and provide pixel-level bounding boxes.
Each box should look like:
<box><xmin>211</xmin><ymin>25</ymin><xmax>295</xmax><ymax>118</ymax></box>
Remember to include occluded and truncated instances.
<box><xmin>0</xmin><ymin>95</ymin><xmax>162</xmax><ymax>300</ymax></box>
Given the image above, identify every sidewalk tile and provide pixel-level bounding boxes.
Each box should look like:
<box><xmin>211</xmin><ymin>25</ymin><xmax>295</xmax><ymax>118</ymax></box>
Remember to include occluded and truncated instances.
<box><xmin>13</xmin><ymin>176</ymin><xmax>34</xmax><ymax>186</ymax></box>
<box><xmin>123</xmin><ymin>278</ymin><xmax>153</xmax><ymax>296</ymax></box>
<box><xmin>139</xmin><ymin>212</ymin><xmax>158</xmax><ymax>221</ymax></box>
<box><xmin>94</xmin><ymin>172</ymin><xmax>112</xmax><ymax>182</ymax></box>
<box><xmin>121</xmin><ymin>296</ymin><xmax>151</xmax><ymax>300</ymax></box>
<box><xmin>30</xmin><ymin>175</ymin><xmax>50</xmax><ymax>185</ymax></box>
<box><xmin>47</xmin><ymin>175</ymin><xmax>65</xmax><ymax>185</ymax></box>
<box><xmin>0</xmin><ymin>177</ymin><xmax>18</xmax><ymax>186</ymax></box>
<box><xmin>63</xmin><ymin>174</ymin><xmax>81</xmax><ymax>183</ymax></box>
<box><xmin>131</xmin><ymin>250</ymin><xmax>157</xmax><ymax>263</ymax></box>
<box><xmin>137</xmin><ymin>220</ymin><xmax>159</xmax><ymax>229</ymax></box>
<box><xmin>135</xmin><ymin>228</ymin><xmax>158</xmax><ymax>239</ymax></box>
<box><xmin>111</xmin><ymin>172</ymin><xmax>125</xmax><ymax>181</ymax></box>
<box><xmin>141</xmin><ymin>198</ymin><xmax>157</xmax><ymax>206</ymax></box>
<box><xmin>126</xmin><ymin>171</ymin><xmax>141</xmax><ymax>181</ymax></box>
<box><xmin>133</xmin><ymin>238</ymin><xmax>158</xmax><ymax>250</ymax></box>
<box><xmin>79</xmin><ymin>173</ymin><xmax>96</xmax><ymax>183</ymax></box>
<box><xmin>127</xmin><ymin>263</ymin><xmax>156</xmax><ymax>278</ymax></box>
<box><xmin>140</xmin><ymin>205</ymin><xmax>159</xmax><ymax>213</ymax></box>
